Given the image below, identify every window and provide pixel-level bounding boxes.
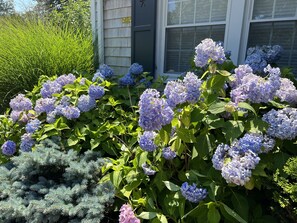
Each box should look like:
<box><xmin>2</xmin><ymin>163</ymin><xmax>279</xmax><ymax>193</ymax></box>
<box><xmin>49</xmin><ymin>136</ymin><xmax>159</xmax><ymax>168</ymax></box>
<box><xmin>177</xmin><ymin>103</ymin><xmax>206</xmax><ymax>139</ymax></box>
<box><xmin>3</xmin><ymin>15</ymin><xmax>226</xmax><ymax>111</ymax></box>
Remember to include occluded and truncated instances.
<box><xmin>156</xmin><ymin>0</ymin><xmax>297</xmax><ymax>77</ymax></box>
<box><xmin>247</xmin><ymin>0</ymin><xmax>297</xmax><ymax>71</ymax></box>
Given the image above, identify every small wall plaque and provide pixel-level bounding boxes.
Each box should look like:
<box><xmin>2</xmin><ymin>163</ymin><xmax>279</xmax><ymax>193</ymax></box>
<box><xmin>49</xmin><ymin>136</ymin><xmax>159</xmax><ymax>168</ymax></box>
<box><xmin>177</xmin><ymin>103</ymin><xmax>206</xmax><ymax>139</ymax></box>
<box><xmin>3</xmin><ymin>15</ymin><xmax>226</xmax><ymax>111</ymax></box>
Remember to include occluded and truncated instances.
<box><xmin>122</xmin><ymin>16</ymin><xmax>132</xmax><ymax>24</ymax></box>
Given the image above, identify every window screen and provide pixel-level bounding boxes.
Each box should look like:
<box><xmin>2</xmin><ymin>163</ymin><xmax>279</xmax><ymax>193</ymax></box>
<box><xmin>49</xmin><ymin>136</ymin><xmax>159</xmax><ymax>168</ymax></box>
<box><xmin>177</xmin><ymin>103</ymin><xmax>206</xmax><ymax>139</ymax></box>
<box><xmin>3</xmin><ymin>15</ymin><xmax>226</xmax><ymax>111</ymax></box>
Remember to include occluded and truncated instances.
<box><xmin>165</xmin><ymin>0</ymin><xmax>228</xmax><ymax>73</ymax></box>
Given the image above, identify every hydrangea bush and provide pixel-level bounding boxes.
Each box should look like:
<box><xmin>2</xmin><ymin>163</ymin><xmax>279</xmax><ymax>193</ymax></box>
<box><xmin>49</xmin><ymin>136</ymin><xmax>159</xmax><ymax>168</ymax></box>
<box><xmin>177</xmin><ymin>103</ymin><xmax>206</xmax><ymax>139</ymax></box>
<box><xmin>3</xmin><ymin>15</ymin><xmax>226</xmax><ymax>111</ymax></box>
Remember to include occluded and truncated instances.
<box><xmin>102</xmin><ymin>39</ymin><xmax>297</xmax><ymax>222</ymax></box>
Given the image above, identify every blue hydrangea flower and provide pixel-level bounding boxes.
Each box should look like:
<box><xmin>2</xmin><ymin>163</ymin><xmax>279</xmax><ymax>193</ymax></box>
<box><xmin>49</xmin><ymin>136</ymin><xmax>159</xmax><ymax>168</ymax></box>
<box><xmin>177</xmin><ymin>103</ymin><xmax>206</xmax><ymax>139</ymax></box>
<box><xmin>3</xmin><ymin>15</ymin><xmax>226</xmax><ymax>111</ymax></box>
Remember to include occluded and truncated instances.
<box><xmin>234</xmin><ymin>133</ymin><xmax>264</xmax><ymax>155</ymax></box>
<box><xmin>194</xmin><ymin>38</ymin><xmax>226</xmax><ymax>68</ymax></box>
<box><xmin>138</xmin><ymin>89</ymin><xmax>174</xmax><ymax>131</ymax></box>
<box><xmin>183</xmin><ymin>72</ymin><xmax>202</xmax><ymax>103</ymax></box>
<box><xmin>141</xmin><ymin>163</ymin><xmax>156</xmax><ymax>176</ymax></box>
<box><xmin>77</xmin><ymin>95</ymin><xmax>96</xmax><ymax>112</ymax></box>
<box><xmin>162</xmin><ymin>147</ymin><xmax>176</xmax><ymax>160</ymax></box>
<box><xmin>180</xmin><ymin>182</ymin><xmax>208</xmax><ymax>203</ymax></box>
<box><xmin>230</xmin><ymin>64</ymin><xmax>253</xmax><ymax>88</ymax></box>
<box><xmin>88</xmin><ymin>85</ymin><xmax>105</xmax><ymax>99</ymax></box>
<box><xmin>119</xmin><ymin>73</ymin><xmax>135</xmax><ymax>86</ymax></box>
<box><xmin>266</xmin><ymin>45</ymin><xmax>283</xmax><ymax>63</ymax></box>
<box><xmin>25</xmin><ymin>119</ymin><xmax>41</xmax><ymax>133</ymax></box>
<box><xmin>20</xmin><ymin>133</ymin><xmax>35</xmax><ymax>152</ymax></box>
<box><xmin>99</xmin><ymin>64</ymin><xmax>113</xmax><ymax>78</ymax></box>
<box><xmin>55</xmin><ymin>73</ymin><xmax>76</xmax><ymax>86</ymax></box>
<box><xmin>46</xmin><ymin>111</ymin><xmax>56</xmax><ymax>123</ymax></box>
<box><xmin>61</xmin><ymin>106</ymin><xmax>80</xmax><ymax>120</ymax></box>
<box><xmin>139</xmin><ymin>131</ymin><xmax>157</xmax><ymax>152</ymax></box>
<box><xmin>34</xmin><ymin>98</ymin><xmax>56</xmax><ymax>114</ymax></box>
<box><xmin>10</xmin><ymin>110</ymin><xmax>29</xmax><ymax>123</ymax></box>
<box><xmin>262</xmin><ymin>135</ymin><xmax>275</xmax><ymax>153</ymax></box>
<box><xmin>92</xmin><ymin>71</ymin><xmax>105</xmax><ymax>82</ymax></box>
<box><xmin>164</xmin><ymin>80</ymin><xmax>187</xmax><ymax>108</ymax></box>
<box><xmin>40</xmin><ymin>80</ymin><xmax>62</xmax><ymax>98</ymax></box>
<box><xmin>262</xmin><ymin>108</ymin><xmax>297</xmax><ymax>140</ymax></box>
<box><xmin>1</xmin><ymin>140</ymin><xmax>16</xmax><ymax>156</ymax></box>
<box><xmin>276</xmin><ymin>78</ymin><xmax>297</xmax><ymax>105</ymax></box>
<box><xmin>212</xmin><ymin>143</ymin><xmax>230</xmax><ymax>170</ymax></box>
<box><xmin>245</xmin><ymin>52</ymin><xmax>267</xmax><ymax>73</ymax></box>
<box><xmin>9</xmin><ymin>94</ymin><xmax>32</xmax><ymax>111</ymax></box>
<box><xmin>129</xmin><ymin>63</ymin><xmax>143</xmax><ymax>76</ymax></box>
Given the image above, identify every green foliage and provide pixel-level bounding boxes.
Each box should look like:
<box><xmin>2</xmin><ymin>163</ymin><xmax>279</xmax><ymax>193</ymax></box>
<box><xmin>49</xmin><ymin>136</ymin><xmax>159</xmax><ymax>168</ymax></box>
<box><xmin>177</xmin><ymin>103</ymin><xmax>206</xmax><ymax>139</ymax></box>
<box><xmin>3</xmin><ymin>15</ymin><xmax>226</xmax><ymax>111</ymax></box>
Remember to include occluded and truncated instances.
<box><xmin>0</xmin><ymin>16</ymin><xmax>94</xmax><ymax>112</ymax></box>
<box><xmin>0</xmin><ymin>139</ymin><xmax>114</xmax><ymax>222</ymax></box>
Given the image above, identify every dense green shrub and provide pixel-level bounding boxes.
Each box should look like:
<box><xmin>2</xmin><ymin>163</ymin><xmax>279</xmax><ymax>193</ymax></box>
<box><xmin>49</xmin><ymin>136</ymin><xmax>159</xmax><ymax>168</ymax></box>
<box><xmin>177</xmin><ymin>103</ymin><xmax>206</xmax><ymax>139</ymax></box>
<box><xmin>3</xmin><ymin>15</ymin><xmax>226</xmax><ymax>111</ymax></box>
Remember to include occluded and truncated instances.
<box><xmin>0</xmin><ymin>16</ymin><xmax>94</xmax><ymax>112</ymax></box>
<box><xmin>0</xmin><ymin>139</ymin><xmax>114</xmax><ymax>222</ymax></box>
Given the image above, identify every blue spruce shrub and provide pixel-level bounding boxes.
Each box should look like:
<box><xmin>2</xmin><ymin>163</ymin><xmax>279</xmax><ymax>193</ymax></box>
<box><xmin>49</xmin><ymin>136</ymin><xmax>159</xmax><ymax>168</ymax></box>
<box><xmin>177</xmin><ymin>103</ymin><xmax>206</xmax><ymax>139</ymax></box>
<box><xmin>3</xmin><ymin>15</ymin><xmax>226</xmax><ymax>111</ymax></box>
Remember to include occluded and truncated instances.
<box><xmin>0</xmin><ymin>139</ymin><xmax>114</xmax><ymax>223</ymax></box>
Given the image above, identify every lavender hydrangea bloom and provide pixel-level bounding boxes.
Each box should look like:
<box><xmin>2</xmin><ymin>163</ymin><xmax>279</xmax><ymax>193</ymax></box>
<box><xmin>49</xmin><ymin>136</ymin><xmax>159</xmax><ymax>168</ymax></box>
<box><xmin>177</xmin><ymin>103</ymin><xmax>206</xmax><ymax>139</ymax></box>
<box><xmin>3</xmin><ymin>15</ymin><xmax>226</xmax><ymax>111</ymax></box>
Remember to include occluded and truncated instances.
<box><xmin>138</xmin><ymin>89</ymin><xmax>174</xmax><ymax>131</ymax></box>
<box><xmin>276</xmin><ymin>78</ymin><xmax>297</xmax><ymax>105</ymax></box>
<box><xmin>180</xmin><ymin>182</ymin><xmax>208</xmax><ymax>203</ymax></box>
<box><xmin>164</xmin><ymin>80</ymin><xmax>187</xmax><ymax>108</ymax></box>
<box><xmin>262</xmin><ymin>108</ymin><xmax>297</xmax><ymax>140</ymax></box>
<box><xmin>1</xmin><ymin>140</ymin><xmax>16</xmax><ymax>156</ymax></box>
<box><xmin>34</xmin><ymin>98</ymin><xmax>56</xmax><ymax>114</ymax></box>
<box><xmin>20</xmin><ymin>133</ymin><xmax>35</xmax><ymax>152</ymax></box>
<box><xmin>162</xmin><ymin>147</ymin><xmax>176</xmax><ymax>160</ymax></box>
<box><xmin>212</xmin><ymin>143</ymin><xmax>230</xmax><ymax>170</ymax></box>
<box><xmin>183</xmin><ymin>72</ymin><xmax>202</xmax><ymax>103</ymax></box>
<box><xmin>194</xmin><ymin>38</ymin><xmax>226</xmax><ymax>68</ymax></box>
<box><xmin>119</xmin><ymin>204</ymin><xmax>140</xmax><ymax>223</ymax></box>
<box><xmin>119</xmin><ymin>73</ymin><xmax>135</xmax><ymax>86</ymax></box>
<box><xmin>92</xmin><ymin>71</ymin><xmax>105</xmax><ymax>82</ymax></box>
<box><xmin>230</xmin><ymin>64</ymin><xmax>253</xmax><ymax>88</ymax></box>
<box><xmin>10</xmin><ymin>110</ymin><xmax>29</xmax><ymax>123</ymax></box>
<box><xmin>9</xmin><ymin>94</ymin><xmax>32</xmax><ymax>111</ymax></box>
<box><xmin>266</xmin><ymin>45</ymin><xmax>283</xmax><ymax>63</ymax></box>
<box><xmin>46</xmin><ymin>111</ymin><xmax>56</xmax><ymax>123</ymax></box>
<box><xmin>61</xmin><ymin>106</ymin><xmax>80</xmax><ymax>120</ymax></box>
<box><xmin>55</xmin><ymin>73</ymin><xmax>76</xmax><ymax>86</ymax></box>
<box><xmin>99</xmin><ymin>64</ymin><xmax>113</xmax><ymax>78</ymax></box>
<box><xmin>262</xmin><ymin>135</ymin><xmax>275</xmax><ymax>153</ymax></box>
<box><xmin>40</xmin><ymin>80</ymin><xmax>62</xmax><ymax>98</ymax></box>
<box><xmin>25</xmin><ymin>119</ymin><xmax>41</xmax><ymax>133</ymax></box>
<box><xmin>88</xmin><ymin>85</ymin><xmax>105</xmax><ymax>99</ymax></box>
<box><xmin>77</xmin><ymin>95</ymin><xmax>96</xmax><ymax>112</ymax></box>
<box><xmin>235</xmin><ymin>133</ymin><xmax>264</xmax><ymax>154</ymax></box>
<box><xmin>245</xmin><ymin>52</ymin><xmax>267</xmax><ymax>73</ymax></box>
<box><xmin>79</xmin><ymin>78</ymin><xmax>86</xmax><ymax>85</ymax></box>
<box><xmin>129</xmin><ymin>63</ymin><xmax>143</xmax><ymax>76</ymax></box>
<box><xmin>141</xmin><ymin>163</ymin><xmax>156</xmax><ymax>176</ymax></box>
<box><xmin>139</xmin><ymin>131</ymin><xmax>157</xmax><ymax>152</ymax></box>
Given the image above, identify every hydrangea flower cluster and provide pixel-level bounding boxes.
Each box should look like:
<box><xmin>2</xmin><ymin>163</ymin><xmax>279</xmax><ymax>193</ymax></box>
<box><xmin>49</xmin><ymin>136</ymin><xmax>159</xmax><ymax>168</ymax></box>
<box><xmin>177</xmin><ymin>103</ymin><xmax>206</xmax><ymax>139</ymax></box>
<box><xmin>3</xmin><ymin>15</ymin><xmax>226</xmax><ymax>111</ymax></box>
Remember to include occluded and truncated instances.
<box><xmin>262</xmin><ymin>108</ymin><xmax>297</xmax><ymax>140</ymax></box>
<box><xmin>119</xmin><ymin>63</ymin><xmax>145</xmax><ymax>86</ymax></box>
<box><xmin>212</xmin><ymin>133</ymin><xmax>275</xmax><ymax>186</ymax></box>
<box><xmin>230</xmin><ymin>65</ymin><xmax>281</xmax><ymax>104</ymax></box>
<box><xmin>119</xmin><ymin>204</ymin><xmax>140</xmax><ymax>223</ymax></box>
<box><xmin>141</xmin><ymin>163</ymin><xmax>156</xmax><ymax>176</ymax></box>
<box><xmin>230</xmin><ymin>64</ymin><xmax>253</xmax><ymax>88</ymax></box>
<box><xmin>34</xmin><ymin>98</ymin><xmax>56</xmax><ymax>115</ymax></box>
<box><xmin>99</xmin><ymin>64</ymin><xmax>114</xmax><ymax>79</ymax></box>
<box><xmin>162</xmin><ymin>147</ymin><xmax>176</xmax><ymax>160</ymax></box>
<box><xmin>25</xmin><ymin>119</ymin><xmax>41</xmax><ymax>133</ymax></box>
<box><xmin>245</xmin><ymin>45</ymin><xmax>283</xmax><ymax>73</ymax></box>
<box><xmin>88</xmin><ymin>85</ymin><xmax>105</xmax><ymax>99</ymax></box>
<box><xmin>139</xmin><ymin>131</ymin><xmax>157</xmax><ymax>152</ymax></box>
<box><xmin>180</xmin><ymin>182</ymin><xmax>208</xmax><ymax>203</ymax></box>
<box><xmin>138</xmin><ymin>89</ymin><xmax>174</xmax><ymax>131</ymax></box>
<box><xmin>119</xmin><ymin>73</ymin><xmax>135</xmax><ymax>86</ymax></box>
<box><xmin>77</xmin><ymin>95</ymin><xmax>96</xmax><ymax>112</ymax></box>
<box><xmin>92</xmin><ymin>71</ymin><xmax>105</xmax><ymax>82</ymax></box>
<box><xmin>129</xmin><ymin>63</ymin><xmax>143</xmax><ymax>76</ymax></box>
<box><xmin>194</xmin><ymin>38</ymin><xmax>226</xmax><ymax>68</ymax></box>
<box><xmin>164</xmin><ymin>72</ymin><xmax>202</xmax><ymax>108</ymax></box>
<box><xmin>9</xmin><ymin>94</ymin><xmax>33</xmax><ymax>123</ymax></box>
<box><xmin>20</xmin><ymin>133</ymin><xmax>35</xmax><ymax>152</ymax></box>
<box><xmin>1</xmin><ymin>140</ymin><xmax>16</xmax><ymax>156</ymax></box>
<box><xmin>275</xmin><ymin>78</ymin><xmax>297</xmax><ymax>105</ymax></box>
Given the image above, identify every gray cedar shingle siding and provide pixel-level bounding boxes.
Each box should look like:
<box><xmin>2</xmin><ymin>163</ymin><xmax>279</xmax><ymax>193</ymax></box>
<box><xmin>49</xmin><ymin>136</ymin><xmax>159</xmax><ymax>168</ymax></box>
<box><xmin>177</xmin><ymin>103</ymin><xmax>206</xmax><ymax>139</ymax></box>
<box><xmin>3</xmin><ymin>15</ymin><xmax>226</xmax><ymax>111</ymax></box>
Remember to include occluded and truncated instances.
<box><xmin>103</xmin><ymin>0</ymin><xmax>132</xmax><ymax>75</ymax></box>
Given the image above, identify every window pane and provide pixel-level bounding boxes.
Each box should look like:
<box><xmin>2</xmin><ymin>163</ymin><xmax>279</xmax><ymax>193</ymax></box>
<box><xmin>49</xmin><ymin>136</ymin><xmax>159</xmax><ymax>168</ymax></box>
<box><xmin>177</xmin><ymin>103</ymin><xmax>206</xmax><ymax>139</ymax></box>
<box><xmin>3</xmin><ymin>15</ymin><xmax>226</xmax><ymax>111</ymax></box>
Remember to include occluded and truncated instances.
<box><xmin>253</xmin><ymin>0</ymin><xmax>273</xmax><ymax>20</ymax></box>
<box><xmin>275</xmin><ymin>0</ymin><xmax>297</xmax><ymax>18</ymax></box>
<box><xmin>165</xmin><ymin>25</ymin><xmax>225</xmax><ymax>73</ymax></box>
<box><xmin>211</xmin><ymin>0</ymin><xmax>228</xmax><ymax>22</ymax></box>
<box><xmin>181</xmin><ymin>0</ymin><xmax>195</xmax><ymax>24</ymax></box>
<box><xmin>168</xmin><ymin>2</ymin><xmax>181</xmax><ymax>25</ymax></box>
<box><xmin>195</xmin><ymin>0</ymin><xmax>211</xmax><ymax>23</ymax></box>
<box><xmin>248</xmin><ymin>21</ymin><xmax>297</xmax><ymax>72</ymax></box>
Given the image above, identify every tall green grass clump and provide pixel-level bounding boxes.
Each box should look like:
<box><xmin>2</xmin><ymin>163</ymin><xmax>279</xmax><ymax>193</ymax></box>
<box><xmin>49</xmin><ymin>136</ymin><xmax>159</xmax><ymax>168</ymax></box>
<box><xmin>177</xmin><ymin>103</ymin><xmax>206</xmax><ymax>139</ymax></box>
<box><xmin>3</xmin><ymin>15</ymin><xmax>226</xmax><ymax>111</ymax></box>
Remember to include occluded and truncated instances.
<box><xmin>0</xmin><ymin>16</ymin><xmax>94</xmax><ymax>112</ymax></box>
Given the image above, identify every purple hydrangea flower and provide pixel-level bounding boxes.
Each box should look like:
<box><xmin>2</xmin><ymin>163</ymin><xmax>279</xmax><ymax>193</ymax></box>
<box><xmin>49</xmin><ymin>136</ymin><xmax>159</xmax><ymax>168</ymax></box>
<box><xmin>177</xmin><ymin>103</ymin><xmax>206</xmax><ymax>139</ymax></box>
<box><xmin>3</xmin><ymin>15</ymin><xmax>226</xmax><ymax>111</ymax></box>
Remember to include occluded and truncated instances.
<box><xmin>276</xmin><ymin>78</ymin><xmax>297</xmax><ymax>105</ymax></box>
<box><xmin>162</xmin><ymin>147</ymin><xmax>176</xmax><ymax>160</ymax></box>
<box><xmin>180</xmin><ymin>182</ymin><xmax>208</xmax><ymax>203</ymax></box>
<box><xmin>20</xmin><ymin>133</ymin><xmax>35</xmax><ymax>152</ymax></box>
<box><xmin>61</xmin><ymin>106</ymin><xmax>80</xmax><ymax>120</ymax></box>
<box><xmin>34</xmin><ymin>98</ymin><xmax>56</xmax><ymax>114</ymax></box>
<box><xmin>119</xmin><ymin>204</ymin><xmax>140</xmax><ymax>223</ymax></box>
<box><xmin>139</xmin><ymin>131</ymin><xmax>157</xmax><ymax>152</ymax></box>
<box><xmin>1</xmin><ymin>140</ymin><xmax>16</xmax><ymax>156</ymax></box>
<box><xmin>141</xmin><ymin>163</ymin><xmax>156</xmax><ymax>176</ymax></box>
<box><xmin>129</xmin><ymin>63</ymin><xmax>143</xmax><ymax>76</ymax></box>
<box><xmin>9</xmin><ymin>94</ymin><xmax>32</xmax><ymax>111</ymax></box>
<box><xmin>119</xmin><ymin>73</ymin><xmax>135</xmax><ymax>86</ymax></box>
<box><xmin>183</xmin><ymin>72</ymin><xmax>202</xmax><ymax>103</ymax></box>
<box><xmin>245</xmin><ymin>52</ymin><xmax>267</xmax><ymax>73</ymax></box>
<box><xmin>99</xmin><ymin>64</ymin><xmax>113</xmax><ymax>78</ymax></box>
<box><xmin>230</xmin><ymin>64</ymin><xmax>253</xmax><ymax>88</ymax></box>
<box><xmin>79</xmin><ymin>78</ymin><xmax>86</xmax><ymax>85</ymax></box>
<box><xmin>10</xmin><ymin>110</ymin><xmax>29</xmax><ymax>123</ymax></box>
<box><xmin>262</xmin><ymin>108</ymin><xmax>297</xmax><ymax>140</ymax></box>
<box><xmin>40</xmin><ymin>80</ymin><xmax>62</xmax><ymax>98</ymax></box>
<box><xmin>88</xmin><ymin>85</ymin><xmax>105</xmax><ymax>99</ymax></box>
<box><xmin>262</xmin><ymin>135</ymin><xmax>275</xmax><ymax>153</ymax></box>
<box><xmin>164</xmin><ymin>80</ymin><xmax>187</xmax><ymax>108</ymax></box>
<box><xmin>138</xmin><ymin>89</ymin><xmax>174</xmax><ymax>131</ymax></box>
<box><xmin>25</xmin><ymin>119</ymin><xmax>41</xmax><ymax>133</ymax></box>
<box><xmin>55</xmin><ymin>73</ymin><xmax>76</xmax><ymax>86</ymax></box>
<box><xmin>234</xmin><ymin>133</ymin><xmax>264</xmax><ymax>155</ymax></box>
<box><xmin>92</xmin><ymin>71</ymin><xmax>105</xmax><ymax>82</ymax></box>
<box><xmin>46</xmin><ymin>111</ymin><xmax>57</xmax><ymax>123</ymax></box>
<box><xmin>212</xmin><ymin>143</ymin><xmax>230</xmax><ymax>170</ymax></box>
<box><xmin>77</xmin><ymin>95</ymin><xmax>96</xmax><ymax>112</ymax></box>
<box><xmin>194</xmin><ymin>38</ymin><xmax>226</xmax><ymax>68</ymax></box>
